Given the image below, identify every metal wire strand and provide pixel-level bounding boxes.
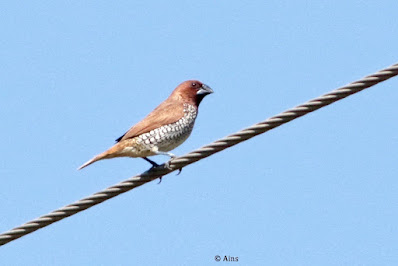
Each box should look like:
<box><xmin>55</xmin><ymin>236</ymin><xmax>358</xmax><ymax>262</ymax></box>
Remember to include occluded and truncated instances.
<box><xmin>1</xmin><ymin>63</ymin><xmax>397</xmax><ymax>246</ymax></box>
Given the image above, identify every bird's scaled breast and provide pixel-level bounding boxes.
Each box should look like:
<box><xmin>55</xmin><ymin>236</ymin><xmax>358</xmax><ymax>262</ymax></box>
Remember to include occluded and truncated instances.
<box><xmin>136</xmin><ymin>104</ymin><xmax>197</xmax><ymax>152</ymax></box>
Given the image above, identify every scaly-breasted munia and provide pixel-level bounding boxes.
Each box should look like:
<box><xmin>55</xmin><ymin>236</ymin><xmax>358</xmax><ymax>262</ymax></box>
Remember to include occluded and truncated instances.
<box><xmin>78</xmin><ymin>80</ymin><xmax>213</xmax><ymax>170</ymax></box>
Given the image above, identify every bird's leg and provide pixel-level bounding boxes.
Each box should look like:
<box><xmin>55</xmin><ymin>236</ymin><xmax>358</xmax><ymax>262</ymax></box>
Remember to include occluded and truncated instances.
<box><xmin>153</xmin><ymin>151</ymin><xmax>177</xmax><ymax>158</ymax></box>
<box><xmin>142</xmin><ymin>157</ymin><xmax>159</xmax><ymax>168</ymax></box>
<box><xmin>142</xmin><ymin>157</ymin><xmax>163</xmax><ymax>184</ymax></box>
<box><xmin>153</xmin><ymin>151</ymin><xmax>182</xmax><ymax>175</ymax></box>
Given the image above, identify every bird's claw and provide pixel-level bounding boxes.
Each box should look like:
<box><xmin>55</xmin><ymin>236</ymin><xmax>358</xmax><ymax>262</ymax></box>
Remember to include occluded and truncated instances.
<box><xmin>165</xmin><ymin>160</ymin><xmax>182</xmax><ymax>175</ymax></box>
<box><xmin>165</xmin><ymin>160</ymin><xmax>173</xmax><ymax>170</ymax></box>
<box><xmin>142</xmin><ymin>157</ymin><xmax>163</xmax><ymax>184</ymax></box>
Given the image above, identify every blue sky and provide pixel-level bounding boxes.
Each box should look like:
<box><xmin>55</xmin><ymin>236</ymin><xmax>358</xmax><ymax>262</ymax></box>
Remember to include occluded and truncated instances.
<box><xmin>1</xmin><ymin>1</ymin><xmax>398</xmax><ymax>265</ymax></box>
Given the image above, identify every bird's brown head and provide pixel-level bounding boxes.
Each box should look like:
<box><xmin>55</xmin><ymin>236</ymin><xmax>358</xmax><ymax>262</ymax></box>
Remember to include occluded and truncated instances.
<box><xmin>170</xmin><ymin>80</ymin><xmax>213</xmax><ymax>107</ymax></box>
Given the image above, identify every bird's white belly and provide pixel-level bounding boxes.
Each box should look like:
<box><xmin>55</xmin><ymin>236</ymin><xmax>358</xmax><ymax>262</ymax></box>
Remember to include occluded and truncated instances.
<box><xmin>157</xmin><ymin>127</ymin><xmax>193</xmax><ymax>152</ymax></box>
<box><xmin>134</xmin><ymin>103</ymin><xmax>197</xmax><ymax>154</ymax></box>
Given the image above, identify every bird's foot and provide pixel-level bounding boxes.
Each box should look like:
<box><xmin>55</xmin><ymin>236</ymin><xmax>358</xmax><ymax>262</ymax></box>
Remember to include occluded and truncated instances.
<box><xmin>146</xmin><ymin>153</ymin><xmax>182</xmax><ymax>177</ymax></box>
<box><xmin>164</xmin><ymin>160</ymin><xmax>182</xmax><ymax>175</ymax></box>
<box><xmin>164</xmin><ymin>160</ymin><xmax>172</xmax><ymax>170</ymax></box>
<box><xmin>154</xmin><ymin>151</ymin><xmax>182</xmax><ymax>175</ymax></box>
<box><xmin>169</xmin><ymin>155</ymin><xmax>182</xmax><ymax>175</ymax></box>
<box><xmin>143</xmin><ymin>157</ymin><xmax>163</xmax><ymax>184</ymax></box>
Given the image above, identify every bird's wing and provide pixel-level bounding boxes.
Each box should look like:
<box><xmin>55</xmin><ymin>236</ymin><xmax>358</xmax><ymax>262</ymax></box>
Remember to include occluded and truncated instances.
<box><xmin>116</xmin><ymin>100</ymin><xmax>184</xmax><ymax>142</ymax></box>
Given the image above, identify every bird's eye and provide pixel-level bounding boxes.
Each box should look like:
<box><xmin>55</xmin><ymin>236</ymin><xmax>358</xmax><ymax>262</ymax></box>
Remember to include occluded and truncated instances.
<box><xmin>192</xmin><ymin>82</ymin><xmax>197</xmax><ymax>87</ymax></box>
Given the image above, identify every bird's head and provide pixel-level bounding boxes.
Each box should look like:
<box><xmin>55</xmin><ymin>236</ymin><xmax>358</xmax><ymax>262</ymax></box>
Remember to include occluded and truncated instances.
<box><xmin>170</xmin><ymin>80</ymin><xmax>213</xmax><ymax>107</ymax></box>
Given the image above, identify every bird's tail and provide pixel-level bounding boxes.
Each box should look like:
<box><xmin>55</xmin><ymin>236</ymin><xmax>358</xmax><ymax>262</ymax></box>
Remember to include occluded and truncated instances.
<box><xmin>78</xmin><ymin>150</ymin><xmax>111</xmax><ymax>170</ymax></box>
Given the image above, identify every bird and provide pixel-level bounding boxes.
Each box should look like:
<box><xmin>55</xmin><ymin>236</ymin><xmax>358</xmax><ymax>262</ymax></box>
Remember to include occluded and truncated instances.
<box><xmin>78</xmin><ymin>80</ymin><xmax>213</xmax><ymax>170</ymax></box>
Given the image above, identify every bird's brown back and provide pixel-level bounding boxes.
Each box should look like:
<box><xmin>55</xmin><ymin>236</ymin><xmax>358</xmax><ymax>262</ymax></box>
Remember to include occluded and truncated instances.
<box><xmin>116</xmin><ymin>99</ymin><xmax>184</xmax><ymax>142</ymax></box>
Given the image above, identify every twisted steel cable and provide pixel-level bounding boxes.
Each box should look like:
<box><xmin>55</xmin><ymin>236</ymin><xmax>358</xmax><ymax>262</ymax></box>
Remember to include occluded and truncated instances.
<box><xmin>1</xmin><ymin>63</ymin><xmax>397</xmax><ymax>246</ymax></box>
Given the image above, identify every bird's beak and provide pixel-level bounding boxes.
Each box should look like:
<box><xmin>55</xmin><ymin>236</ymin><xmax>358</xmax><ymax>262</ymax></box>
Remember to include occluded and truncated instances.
<box><xmin>197</xmin><ymin>84</ymin><xmax>214</xmax><ymax>95</ymax></box>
